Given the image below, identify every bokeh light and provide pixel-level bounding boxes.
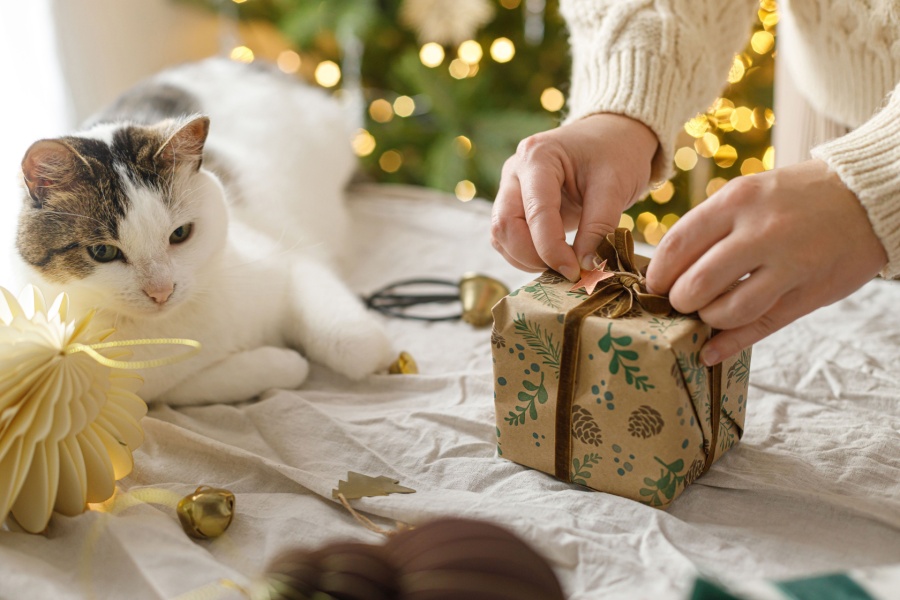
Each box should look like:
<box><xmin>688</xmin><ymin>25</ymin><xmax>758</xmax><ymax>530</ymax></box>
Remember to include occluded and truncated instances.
<box><xmin>379</xmin><ymin>150</ymin><xmax>402</xmax><ymax>173</ymax></box>
<box><xmin>714</xmin><ymin>145</ymin><xmax>738</xmax><ymax>168</ymax></box>
<box><xmin>419</xmin><ymin>43</ymin><xmax>445</xmax><ymax>68</ymax></box>
<box><xmin>455</xmin><ymin>180</ymin><xmax>476</xmax><ymax>201</ymax></box>
<box><xmin>277</xmin><ymin>50</ymin><xmax>301</xmax><ymax>74</ymax></box>
<box><xmin>229</xmin><ymin>46</ymin><xmax>254</xmax><ymax>63</ymax></box>
<box><xmin>455</xmin><ymin>135</ymin><xmax>473</xmax><ymax>157</ymax></box>
<box><xmin>490</xmin><ymin>38</ymin><xmax>516</xmax><ymax>63</ymax></box>
<box><xmin>393</xmin><ymin>95</ymin><xmax>416</xmax><ymax>118</ymax></box>
<box><xmin>674</xmin><ymin>147</ymin><xmax>698</xmax><ymax>171</ymax></box>
<box><xmin>351</xmin><ymin>129</ymin><xmax>376</xmax><ymax>157</ymax></box>
<box><xmin>540</xmin><ymin>87</ymin><xmax>565</xmax><ymax>112</ymax></box>
<box><xmin>369</xmin><ymin>99</ymin><xmax>394</xmax><ymax>123</ymax></box>
<box><xmin>650</xmin><ymin>181</ymin><xmax>675</xmax><ymax>204</ymax></box>
<box><xmin>314</xmin><ymin>61</ymin><xmax>341</xmax><ymax>87</ymax></box>
<box><xmin>458</xmin><ymin>40</ymin><xmax>483</xmax><ymax>64</ymax></box>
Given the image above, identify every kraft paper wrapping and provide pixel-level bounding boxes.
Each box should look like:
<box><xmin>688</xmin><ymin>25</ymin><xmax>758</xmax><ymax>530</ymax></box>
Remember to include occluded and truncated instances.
<box><xmin>491</xmin><ymin>231</ymin><xmax>751</xmax><ymax>508</ymax></box>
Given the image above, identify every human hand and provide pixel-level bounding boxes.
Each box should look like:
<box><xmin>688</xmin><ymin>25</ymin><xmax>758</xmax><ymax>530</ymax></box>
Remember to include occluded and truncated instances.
<box><xmin>491</xmin><ymin>113</ymin><xmax>659</xmax><ymax>281</ymax></box>
<box><xmin>646</xmin><ymin>159</ymin><xmax>888</xmax><ymax>366</ymax></box>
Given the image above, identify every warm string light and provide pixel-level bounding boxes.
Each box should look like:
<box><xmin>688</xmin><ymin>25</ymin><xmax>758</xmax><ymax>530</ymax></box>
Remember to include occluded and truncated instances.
<box><xmin>650</xmin><ymin>181</ymin><xmax>675</xmax><ymax>204</ymax></box>
<box><xmin>454</xmin><ymin>136</ymin><xmax>473</xmax><ymax>157</ymax></box>
<box><xmin>379</xmin><ymin>150</ymin><xmax>402</xmax><ymax>173</ymax></box>
<box><xmin>540</xmin><ymin>87</ymin><xmax>565</xmax><ymax>112</ymax></box>
<box><xmin>490</xmin><ymin>38</ymin><xmax>516</xmax><ymax>63</ymax></box>
<box><xmin>229</xmin><ymin>46</ymin><xmax>254</xmax><ymax>63</ymax></box>
<box><xmin>419</xmin><ymin>43</ymin><xmax>445</xmax><ymax>68</ymax></box>
<box><xmin>455</xmin><ymin>180</ymin><xmax>476</xmax><ymax>201</ymax></box>
<box><xmin>277</xmin><ymin>50</ymin><xmax>301</xmax><ymax>74</ymax></box>
<box><xmin>314</xmin><ymin>61</ymin><xmax>341</xmax><ymax>87</ymax></box>
<box><xmin>352</xmin><ymin>129</ymin><xmax>376</xmax><ymax>157</ymax></box>
<box><xmin>393</xmin><ymin>96</ymin><xmax>416</xmax><ymax>117</ymax></box>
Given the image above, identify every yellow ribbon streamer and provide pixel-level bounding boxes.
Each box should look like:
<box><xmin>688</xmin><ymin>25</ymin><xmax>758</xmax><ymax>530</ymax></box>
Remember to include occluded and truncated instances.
<box><xmin>64</xmin><ymin>338</ymin><xmax>202</xmax><ymax>369</ymax></box>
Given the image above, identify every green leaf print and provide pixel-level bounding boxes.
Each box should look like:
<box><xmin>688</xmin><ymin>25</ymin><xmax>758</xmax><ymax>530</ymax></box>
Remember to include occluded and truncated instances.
<box><xmin>639</xmin><ymin>457</ymin><xmax>689</xmax><ymax>507</ymax></box>
<box><xmin>513</xmin><ymin>314</ymin><xmax>561</xmax><ymax>378</ymax></box>
<box><xmin>678</xmin><ymin>351</ymin><xmax>709</xmax><ymax>417</ymax></box>
<box><xmin>505</xmin><ymin>371</ymin><xmax>548</xmax><ymax>426</ymax></box>
<box><xmin>726</xmin><ymin>349</ymin><xmax>752</xmax><ymax>387</ymax></box>
<box><xmin>571</xmin><ymin>453</ymin><xmax>601</xmax><ymax>486</ymax></box>
<box><xmin>522</xmin><ymin>282</ymin><xmax>562</xmax><ymax>309</ymax></box>
<box><xmin>648</xmin><ymin>315</ymin><xmax>686</xmax><ymax>334</ymax></box>
<box><xmin>599</xmin><ymin>324</ymin><xmax>654</xmax><ymax>391</ymax></box>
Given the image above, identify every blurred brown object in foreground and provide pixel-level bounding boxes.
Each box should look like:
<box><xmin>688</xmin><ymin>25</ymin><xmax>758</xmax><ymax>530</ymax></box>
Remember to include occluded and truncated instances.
<box><xmin>263</xmin><ymin>517</ymin><xmax>565</xmax><ymax>600</ymax></box>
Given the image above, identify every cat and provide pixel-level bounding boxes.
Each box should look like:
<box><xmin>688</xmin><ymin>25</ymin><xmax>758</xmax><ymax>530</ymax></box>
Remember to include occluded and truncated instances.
<box><xmin>12</xmin><ymin>58</ymin><xmax>394</xmax><ymax>405</ymax></box>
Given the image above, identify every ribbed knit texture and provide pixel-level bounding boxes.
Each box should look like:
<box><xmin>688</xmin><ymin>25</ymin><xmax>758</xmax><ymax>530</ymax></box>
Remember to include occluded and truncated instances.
<box><xmin>811</xmin><ymin>91</ymin><xmax>900</xmax><ymax>278</ymax></box>
<box><xmin>560</xmin><ymin>0</ymin><xmax>758</xmax><ymax>182</ymax></box>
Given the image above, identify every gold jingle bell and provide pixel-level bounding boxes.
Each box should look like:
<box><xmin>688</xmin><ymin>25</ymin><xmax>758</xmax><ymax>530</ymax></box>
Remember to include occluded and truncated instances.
<box><xmin>389</xmin><ymin>351</ymin><xmax>419</xmax><ymax>375</ymax></box>
<box><xmin>459</xmin><ymin>273</ymin><xmax>509</xmax><ymax>327</ymax></box>
<box><xmin>177</xmin><ymin>486</ymin><xmax>235</xmax><ymax>539</ymax></box>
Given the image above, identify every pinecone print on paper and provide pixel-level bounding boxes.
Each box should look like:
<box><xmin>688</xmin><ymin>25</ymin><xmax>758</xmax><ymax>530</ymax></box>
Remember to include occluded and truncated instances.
<box><xmin>491</xmin><ymin>327</ymin><xmax>506</xmax><ymax>349</ymax></box>
<box><xmin>572</xmin><ymin>405</ymin><xmax>602</xmax><ymax>446</ymax></box>
<box><xmin>537</xmin><ymin>271</ymin><xmax>568</xmax><ymax>285</ymax></box>
<box><xmin>684</xmin><ymin>459</ymin><xmax>706</xmax><ymax>486</ymax></box>
<box><xmin>594</xmin><ymin>299</ymin><xmax>641</xmax><ymax>319</ymax></box>
<box><xmin>627</xmin><ymin>405</ymin><xmax>665</xmax><ymax>439</ymax></box>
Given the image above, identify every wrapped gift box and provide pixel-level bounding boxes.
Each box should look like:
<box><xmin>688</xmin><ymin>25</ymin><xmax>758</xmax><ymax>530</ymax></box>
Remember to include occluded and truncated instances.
<box><xmin>491</xmin><ymin>229</ymin><xmax>750</xmax><ymax>508</ymax></box>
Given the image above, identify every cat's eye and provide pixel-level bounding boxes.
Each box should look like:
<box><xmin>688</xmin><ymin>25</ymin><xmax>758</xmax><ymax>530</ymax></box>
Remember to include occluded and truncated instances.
<box><xmin>170</xmin><ymin>223</ymin><xmax>193</xmax><ymax>244</ymax></box>
<box><xmin>87</xmin><ymin>244</ymin><xmax>121</xmax><ymax>263</ymax></box>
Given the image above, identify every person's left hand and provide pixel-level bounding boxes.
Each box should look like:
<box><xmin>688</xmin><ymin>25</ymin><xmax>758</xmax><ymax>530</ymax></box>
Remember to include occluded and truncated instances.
<box><xmin>645</xmin><ymin>159</ymin><xmax>888</xmax><ymax>366</ymax></box>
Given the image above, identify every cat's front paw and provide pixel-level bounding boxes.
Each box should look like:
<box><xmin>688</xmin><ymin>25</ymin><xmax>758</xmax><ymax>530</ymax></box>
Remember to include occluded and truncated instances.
<box><xmin>323</xmin><ymin>318</ymin><xmax>394</xmax><ymax>380</ymax></box>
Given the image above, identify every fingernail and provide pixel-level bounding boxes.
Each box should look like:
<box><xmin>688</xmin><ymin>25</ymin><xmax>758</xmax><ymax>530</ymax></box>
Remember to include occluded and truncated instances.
<box><xmin>579</xmin><ymin>255</ymin><xmax>596</xmax><ymax>271</ymax></box>
<box><xmin>559</xmin><ymin>265</ymin><xmax>580</xmax><ymax>282</ymax></box>
<box><xmin>700</xmin><ymin>347</ymin><xmax>720</xmax><ymax>367</ymax></box>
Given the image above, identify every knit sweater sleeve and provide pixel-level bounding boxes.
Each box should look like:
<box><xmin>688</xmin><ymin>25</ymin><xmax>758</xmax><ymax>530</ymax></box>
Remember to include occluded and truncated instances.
<box><xmin>559</xmin><ymin>0</ymin><xmax>758</xmax><ymax>182</ymax></box>
<box><xmin>811</xmin><ymin>89</ymin><xmax>900</xmax><ymax>279</ymax></box>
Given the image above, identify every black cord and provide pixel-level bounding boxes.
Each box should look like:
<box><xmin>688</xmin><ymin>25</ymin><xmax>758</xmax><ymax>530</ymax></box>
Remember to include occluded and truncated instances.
<box><xmin>363</xmin><ymin>278</ymin><xmax>462</xmax><ymax>321</ymax></box>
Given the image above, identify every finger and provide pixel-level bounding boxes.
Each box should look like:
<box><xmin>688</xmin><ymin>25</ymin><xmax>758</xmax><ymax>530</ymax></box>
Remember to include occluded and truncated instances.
<box><xmin>697</xmin><ymin>267</ymin><xmax>791</xmax><ymax>330</ymax></box>
<box><xmin>571</xmin><ymin>181</ymin><xmax>624</xmax><ymax>271</ymax></box>
<box><xmin>492</xmin><ymin>170</ymin><xmax>546</xmax><ymax>271</ymax></box>
<box><xmin>645</xmin><ymin>197</ymin><xmax>734</xmax><ymax>295</ymax></box>
<box><xmin>517</xmin><ymin>161</ymin><xmax>580</xmax><ymax>281</ymax></box>
<box><xmin>491</xmin><ymin>234</ymin><xmax>544</xmax><ymax>273</ymax></box>
<box><xmin>699</xmin><ymin>289</ymin><xmax>809</xmax><ymax>366</ymax></box>
<box><xmin>667</xmin><ymin>235</ymin><xmax>764</xmax><ymax>315</ymax></box>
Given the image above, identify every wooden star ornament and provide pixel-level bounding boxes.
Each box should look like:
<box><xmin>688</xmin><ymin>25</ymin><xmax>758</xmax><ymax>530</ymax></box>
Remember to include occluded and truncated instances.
<box><xmin>570</xmin><ymin>259</ymin><xmax>616</xmax><ymax>295</ymax></box>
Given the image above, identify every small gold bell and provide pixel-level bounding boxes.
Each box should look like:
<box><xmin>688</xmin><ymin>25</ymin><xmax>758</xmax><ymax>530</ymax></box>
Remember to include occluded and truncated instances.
<box><xmin>459</xmin><ymin>273</ymin><xmax>509</xmax><ymax>327</ymax></box>
<box><xmin>176</xmin><ymin>486</ymin><xmax>235</xmax><ymax>539</ymax></box>
<box><xmin>389</xmin><ymin>351</ymin><xmax>419</xmax><ymax>374</ymax></box>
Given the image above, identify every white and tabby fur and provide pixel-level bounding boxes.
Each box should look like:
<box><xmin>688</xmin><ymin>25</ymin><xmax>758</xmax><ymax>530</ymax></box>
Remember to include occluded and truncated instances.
<box><xmin>13</xmin><ymin>58</ymin><xmax>393</xmax><ymax>405</ymax></box>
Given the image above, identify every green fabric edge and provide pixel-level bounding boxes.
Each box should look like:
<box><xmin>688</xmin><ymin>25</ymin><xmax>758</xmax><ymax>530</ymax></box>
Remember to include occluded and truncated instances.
<box><xmin>691</xmin><ymin>574</ymin><xmax>875</xmax><ymax>600</ymax></box>
<box><xmin>690</xmin><ymin>579</ymin><xmax>742</xmax><ymax>600</ymax></box>
<box><xmin>777</xmin><ymin>574</ymin><xmax>874</xmax><ymax>600</ymax></box>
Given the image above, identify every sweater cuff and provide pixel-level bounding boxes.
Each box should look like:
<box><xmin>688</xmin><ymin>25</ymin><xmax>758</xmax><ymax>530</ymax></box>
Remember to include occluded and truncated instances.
<box><xmin>810</xmin><ymin>95</ymin><xmax>900</xmax><ymax>279</ymax></box>
<box><xmin>563</xmin><ymin>49</ymin><xmax>680</xmax><ymax>184</ymax></box>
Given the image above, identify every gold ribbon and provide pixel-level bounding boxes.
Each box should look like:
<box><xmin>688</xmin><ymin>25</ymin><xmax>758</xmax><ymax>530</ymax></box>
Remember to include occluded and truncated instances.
<box><xmin>65</xmin><ymin>338</ymin><xmax>201</xmax><ymax>369</ymax></box>
<box><xmin>553</xmin><ymin>228</ymin><xmax>718</xmax><ymax>482</ymax></box>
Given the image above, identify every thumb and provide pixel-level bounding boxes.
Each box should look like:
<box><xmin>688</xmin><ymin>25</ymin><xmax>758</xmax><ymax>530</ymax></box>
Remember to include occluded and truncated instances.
<box><xmin>571</xmin><ymin>185</ymin><xmax>625</xmax><ymax>271</ymax></box>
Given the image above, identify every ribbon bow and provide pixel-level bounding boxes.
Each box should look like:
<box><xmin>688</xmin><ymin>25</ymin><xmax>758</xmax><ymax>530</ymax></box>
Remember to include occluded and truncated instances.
<box><xmin>576</xmin><ymin>228</ymin><xmax>672</xmax><ymax>318</ymax></box>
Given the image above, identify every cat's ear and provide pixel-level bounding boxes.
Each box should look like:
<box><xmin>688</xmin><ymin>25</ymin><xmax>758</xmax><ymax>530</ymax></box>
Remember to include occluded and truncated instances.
<box><xmin>155</xmin><ymin>116</ymin><xmax>210</xmax><ymax>172</ymax></box>
<box><xmin>21</xmin><ymin>139</ymin><xmax>81</xmax><ymax>207</ymax></box>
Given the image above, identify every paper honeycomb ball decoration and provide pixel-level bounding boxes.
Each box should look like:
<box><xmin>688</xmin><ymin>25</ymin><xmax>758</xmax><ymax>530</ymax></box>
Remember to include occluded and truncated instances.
<box><xmin>261</xmin><ymin>517</ymin><xmax>565</xmax><ymax>599</ymax></box>
<box><xmin>0</xmin><ymin>286</ymin><xmax>147</xmax><ymax>533</ymax></box>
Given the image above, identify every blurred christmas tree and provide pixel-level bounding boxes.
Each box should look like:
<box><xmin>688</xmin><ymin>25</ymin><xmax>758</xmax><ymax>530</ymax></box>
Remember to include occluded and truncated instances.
<box><xmin>176</xmin><ymin>0</ymin><xmax>777</xmax><ymax>246</ymax></box>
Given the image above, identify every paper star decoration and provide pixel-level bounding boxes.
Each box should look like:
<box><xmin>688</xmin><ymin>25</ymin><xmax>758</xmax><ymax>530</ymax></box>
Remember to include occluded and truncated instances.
<box><xmin>570</xmin><ymin>259</ymin><xmax>616</xmax><ymax>295</ymax></box>
<box><xmin>332</xmin><ymin>472</ymin><xmax>416</xmax><ymax>500</ymax></box>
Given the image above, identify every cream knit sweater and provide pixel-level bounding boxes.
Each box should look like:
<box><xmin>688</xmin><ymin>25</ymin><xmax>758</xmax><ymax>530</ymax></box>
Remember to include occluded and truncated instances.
<box><xmin>560</xmin><ymin>0</ymin><xmax>900</xmax><ymax>277</ymax></box>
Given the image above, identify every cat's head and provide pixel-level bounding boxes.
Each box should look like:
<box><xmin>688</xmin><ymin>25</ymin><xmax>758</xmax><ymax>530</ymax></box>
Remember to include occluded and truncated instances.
<box><xmin>16</xmin><ymin>115</ymin><xmax>228</xmax><ymax>318</ymax></box>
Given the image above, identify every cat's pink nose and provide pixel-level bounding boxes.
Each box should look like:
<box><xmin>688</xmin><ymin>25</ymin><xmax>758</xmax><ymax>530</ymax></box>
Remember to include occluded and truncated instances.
<box><xmin>145</xmin><ymin>284</ymin><xmax>174</xmax><ymax>304</ymax></box>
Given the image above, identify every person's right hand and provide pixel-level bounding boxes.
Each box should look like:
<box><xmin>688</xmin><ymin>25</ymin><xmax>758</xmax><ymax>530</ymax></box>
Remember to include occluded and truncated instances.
<box><xmin>491</xmin><ymin>113</ymin><xmax>659</xmax><ymax>281</ymax></box>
